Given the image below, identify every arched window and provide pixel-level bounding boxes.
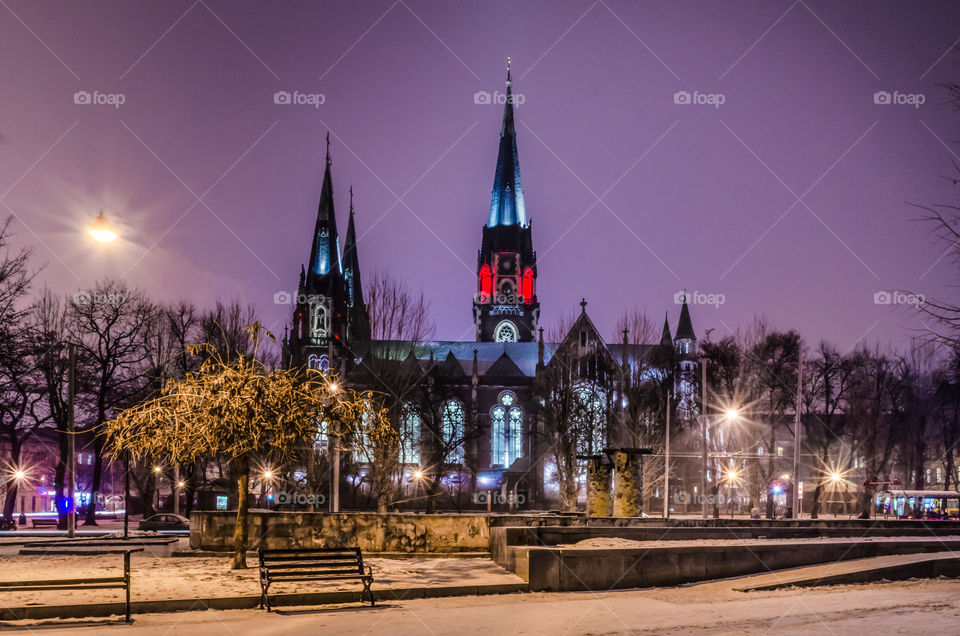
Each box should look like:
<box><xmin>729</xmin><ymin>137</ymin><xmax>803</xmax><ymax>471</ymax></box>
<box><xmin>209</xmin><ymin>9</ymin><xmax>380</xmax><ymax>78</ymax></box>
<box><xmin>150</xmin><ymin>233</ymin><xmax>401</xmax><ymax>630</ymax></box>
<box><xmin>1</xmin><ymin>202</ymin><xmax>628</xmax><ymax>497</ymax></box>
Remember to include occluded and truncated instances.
<box><xmin>495</xmin><ymin>320</ymin><xmax>518</xmax><ymax>343</ymax></box>
<box><xmin>312</xmin><ymin>304</ymin><xmax>329</xmax><ymax>340</ymax></box>
<box><xmin>573</xmin><ymin>386</ymin><xmax>606</xmax><ymax>454</ymax></box>
<box><xmin>401</xmin><ymin>405</ymin><xmax>420</xmax><ymax>464</ymax></box>
<box><xmin>479</xmin><ymin>265</ymin><xmax>492</xmax><ymax>302</ymax></box>
<box><xmin>441</xmin><ymin>400</ymin><xmax>464</xmax><ymax>464</ymax></box>
<box><xmin>521</xmin><ymin>267</ymin><xmax>534</xmax><ymax>302</ymax></box>
<box><xmin>491</xmin><ymin>391</ymin><xmax>523</xmax><ymax>467</ymax></box>
<box><xmin>307</xmin><ymin>353</ymin><xmax>330</xmax><ymax>372</ymax></box>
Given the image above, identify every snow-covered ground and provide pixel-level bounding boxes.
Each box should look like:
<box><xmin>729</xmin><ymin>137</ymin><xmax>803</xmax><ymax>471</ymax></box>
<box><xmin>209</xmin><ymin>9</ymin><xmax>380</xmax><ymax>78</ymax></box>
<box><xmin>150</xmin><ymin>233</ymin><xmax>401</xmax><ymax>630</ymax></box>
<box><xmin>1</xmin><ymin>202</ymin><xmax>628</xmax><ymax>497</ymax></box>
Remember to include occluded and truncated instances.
<box><xmin>6</xmin><ymin>578</ymin><xmax>960</xmax><ymax>635</ymax></box>
<box><xmin>0</xmin><ymin>551</ymin><xmax>520</xmax><ymax>606</ymax></box>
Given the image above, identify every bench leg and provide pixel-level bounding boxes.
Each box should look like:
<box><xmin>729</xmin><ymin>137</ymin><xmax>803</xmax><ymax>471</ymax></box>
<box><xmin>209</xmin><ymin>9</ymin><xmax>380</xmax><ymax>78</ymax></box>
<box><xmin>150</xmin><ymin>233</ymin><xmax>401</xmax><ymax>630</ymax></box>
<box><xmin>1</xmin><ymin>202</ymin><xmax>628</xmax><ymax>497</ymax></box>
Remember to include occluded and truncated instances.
<box><xmin>124</xmin><ymin>551</ymin><xmax>132</xmax><ymax>623</ymax></box>
<box><xmin>362</xmin><ymin>578</ymin><xmax>375</xmax><ymax>607</ymax></box>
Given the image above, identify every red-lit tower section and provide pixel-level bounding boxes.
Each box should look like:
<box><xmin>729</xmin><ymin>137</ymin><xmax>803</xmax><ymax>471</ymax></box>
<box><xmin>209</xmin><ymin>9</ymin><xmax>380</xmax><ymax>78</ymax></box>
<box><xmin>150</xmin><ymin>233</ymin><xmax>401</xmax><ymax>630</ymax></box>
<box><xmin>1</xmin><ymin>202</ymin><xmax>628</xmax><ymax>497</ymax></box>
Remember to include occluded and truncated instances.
<box><xmin>473</xmin><ymin>61</ymin><xmax>539</xmax><ymax>342</ymax></box>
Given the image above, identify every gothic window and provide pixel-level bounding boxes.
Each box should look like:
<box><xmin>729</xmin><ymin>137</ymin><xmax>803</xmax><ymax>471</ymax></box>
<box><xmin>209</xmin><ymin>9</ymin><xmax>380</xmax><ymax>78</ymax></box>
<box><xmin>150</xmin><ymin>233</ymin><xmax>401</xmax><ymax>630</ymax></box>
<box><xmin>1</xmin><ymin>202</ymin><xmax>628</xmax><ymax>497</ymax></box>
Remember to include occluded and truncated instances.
<box><xmin>312</xmin><ymin>303</ymin><xmax>329</xmax><ymax>340</ymax></box>
<box><xmin>401</xmin><ymin>405</ymin><xmax>420</xmax><ymax>465</ymax></box>
<box><xmin>573</xmin><ymin>385</ymin><xmax>606</xmax><ymax>454</ymax></box>
<box><xmin>495</xmin><ymin>320</ymin><xmax>519</xmax><ymax>343</ymax></box>
<box><xmin>521</xmin><ymin>267</ymin><xmax>534</xmax><ymax>302</ymax></box>
<box><xmin>353</xmin><ymin>403</ymin><xmax>374</xmax><ymax>463</ymax></box>
<box><xmin>441</xmin><ymin>400</ymin><xmax>464</xmax><ymax>464</ymax></box>
<box><xmin>491</xmin><ymin>391</ymin><xmax>523</xmax><ymax>468</ymax></box>
<box><xmin>345</xmin><ymin>268</ymin><xmax>355</xmax><ymax>307</ymax></box>
<box><xmin>307</xmin><ymin>353</ymin><xmax>330</xmax><ymax>372</ymax></box>
<box><xmin>479</xmin><ymin>265</ymin><xmax>492</xmax><ymax>301</ymax></box>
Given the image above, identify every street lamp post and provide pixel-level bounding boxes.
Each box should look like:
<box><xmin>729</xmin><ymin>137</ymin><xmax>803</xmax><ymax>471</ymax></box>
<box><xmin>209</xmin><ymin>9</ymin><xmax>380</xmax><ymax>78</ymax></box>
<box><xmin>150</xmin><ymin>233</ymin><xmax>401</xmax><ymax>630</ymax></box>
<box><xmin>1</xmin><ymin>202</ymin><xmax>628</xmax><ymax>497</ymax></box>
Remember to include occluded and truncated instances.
<box><xmin>663</xmin><ymin>390</ymin><xmax>671</xmax><ymax>519</ymax></box>
<box><xmin>791</xmin><ymin>346</ymin><xmax>803</xmax><ymax>519</ymax></box>
<box><xmin>700</xmin><ymin>360</ymin><xmax>708</xmax><ymax>519</ymax></box>
<box><xmin>66</xmin><ymin>342</ymin><xmax>76</xmax><ymax>538</ymax></box>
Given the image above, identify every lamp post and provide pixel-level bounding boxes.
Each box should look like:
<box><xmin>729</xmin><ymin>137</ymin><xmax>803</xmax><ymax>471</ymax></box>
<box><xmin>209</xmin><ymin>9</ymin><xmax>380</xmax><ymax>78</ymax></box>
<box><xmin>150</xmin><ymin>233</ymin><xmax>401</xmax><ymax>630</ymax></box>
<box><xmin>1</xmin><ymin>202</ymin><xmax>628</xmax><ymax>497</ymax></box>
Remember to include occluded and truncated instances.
<box><xmin>66</xmin><ymin>342</ymin><xmax>76</xmax><ymax>537</ymax></box>
<box><xmin>663</xmin><ymin>391</ymin><xmax>671</xmax><ymax>519</ymax></box>
<box><xmin>791</xmin><ymin>346</ymin><xmax>803</xmax><ymax>519</ymax></box>
<box><xmin>67</xmin><ymin>212</ymin><xmax>117</xmax><ymax>537</ymax></box>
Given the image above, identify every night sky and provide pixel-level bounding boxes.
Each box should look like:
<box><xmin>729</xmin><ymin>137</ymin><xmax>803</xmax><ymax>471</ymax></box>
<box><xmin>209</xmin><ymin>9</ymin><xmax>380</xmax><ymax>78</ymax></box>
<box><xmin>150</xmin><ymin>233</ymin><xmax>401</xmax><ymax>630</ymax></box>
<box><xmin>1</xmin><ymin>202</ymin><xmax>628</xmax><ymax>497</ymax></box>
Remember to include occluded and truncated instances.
<box><xmin>2</xmin><ymin>1</ymin><xmax>959</xmax><ymax>351</ymax></box>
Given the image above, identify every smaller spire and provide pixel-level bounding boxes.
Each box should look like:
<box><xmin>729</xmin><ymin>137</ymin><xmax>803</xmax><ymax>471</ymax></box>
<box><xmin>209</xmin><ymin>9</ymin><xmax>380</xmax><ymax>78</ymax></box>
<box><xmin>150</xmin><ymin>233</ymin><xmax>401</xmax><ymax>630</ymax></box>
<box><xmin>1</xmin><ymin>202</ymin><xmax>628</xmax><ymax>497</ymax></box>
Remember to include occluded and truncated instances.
<box><xmin>660</xmin><ymin>311</ymin><xmax>673</xmax><ymax>347</ymax></box>
<box><xmin>580</xmin><ymin>298</ymin><xmax>588</xmax><ymax>313</ymax></box>
<box><xmin>676</xmin><ymin>297</ymin><xmax>696</xmax><ymax>341</ymax></box>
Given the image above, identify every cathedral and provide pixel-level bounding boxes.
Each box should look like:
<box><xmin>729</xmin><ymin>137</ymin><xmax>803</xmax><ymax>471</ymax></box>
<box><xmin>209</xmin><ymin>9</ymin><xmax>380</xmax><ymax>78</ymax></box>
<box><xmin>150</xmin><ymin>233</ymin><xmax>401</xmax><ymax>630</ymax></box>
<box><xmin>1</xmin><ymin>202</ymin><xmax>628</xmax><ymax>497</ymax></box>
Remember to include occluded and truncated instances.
<box><xmin>283</xmin><ymin>66</ymin><xmax>699</xmax><ymax>510</ymax></box>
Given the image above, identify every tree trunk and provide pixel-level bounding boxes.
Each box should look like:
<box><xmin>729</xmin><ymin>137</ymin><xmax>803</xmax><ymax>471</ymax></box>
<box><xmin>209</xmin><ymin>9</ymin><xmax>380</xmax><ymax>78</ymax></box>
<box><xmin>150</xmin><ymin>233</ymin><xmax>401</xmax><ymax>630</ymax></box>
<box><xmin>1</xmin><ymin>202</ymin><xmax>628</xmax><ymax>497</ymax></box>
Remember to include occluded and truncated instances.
<box><xmin>232</xmin><ymin>456</ymin><xmax>250</xmax><ymax>570</ymax></box>
<box><xmin>84</xmin><ymin>434</ymin><xmax>105</xmax><ymax>525</ymax></box>
<box><xmin>811</xmin><ymin>482</ymin><xmax>822</xmax><ymax>520</ymax></box>
<box><xmin>3</xmin><ymin>438</ymin><xmax>21</xmax><ymax>519</ymax></box>
<box><xmin>859</xmin><ymin>481</ymin><xmax>875</xmax><ymax>519</ymax></box>
<box><xmin>56</xmin><ymin>424</ymin><xmax>68</xmax><ymax>529</ymax></box>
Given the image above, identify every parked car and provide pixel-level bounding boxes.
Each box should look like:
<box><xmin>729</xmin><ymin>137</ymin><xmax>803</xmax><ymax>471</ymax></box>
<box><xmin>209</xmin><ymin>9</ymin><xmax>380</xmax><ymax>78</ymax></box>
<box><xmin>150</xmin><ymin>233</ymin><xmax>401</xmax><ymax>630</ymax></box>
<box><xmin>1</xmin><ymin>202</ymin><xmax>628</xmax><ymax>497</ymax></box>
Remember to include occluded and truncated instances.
<box><xmin>138</xmin><ymin>514</ymin><xmax>189</xmax><ymax>531</ymax></box>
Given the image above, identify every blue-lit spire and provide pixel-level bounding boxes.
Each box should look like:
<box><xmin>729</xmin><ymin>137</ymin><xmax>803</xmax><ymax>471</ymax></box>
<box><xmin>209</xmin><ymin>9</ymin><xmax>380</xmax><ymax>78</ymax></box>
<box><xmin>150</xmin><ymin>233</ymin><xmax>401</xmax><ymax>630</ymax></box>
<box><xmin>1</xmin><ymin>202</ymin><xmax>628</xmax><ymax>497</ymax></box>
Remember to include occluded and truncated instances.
<box><xmin>488</xmin><ymin>58</ymin><xmax>526</xmax><ymax>227</ymax></box>
<box><xmin>308</xmin><ymin>133</ymin><xmax>342</xmax><ymax>279</ymax></box>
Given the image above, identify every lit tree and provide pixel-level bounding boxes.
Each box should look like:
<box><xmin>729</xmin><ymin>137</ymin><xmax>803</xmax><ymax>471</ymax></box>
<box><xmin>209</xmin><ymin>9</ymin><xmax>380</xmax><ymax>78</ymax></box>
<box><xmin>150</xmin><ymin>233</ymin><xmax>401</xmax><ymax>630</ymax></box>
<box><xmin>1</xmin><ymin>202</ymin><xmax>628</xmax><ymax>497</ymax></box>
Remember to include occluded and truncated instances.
<box><xmin>104</xmin><ymin>325</ymin><xmax>343</xmax><ymax>569</ymax></box>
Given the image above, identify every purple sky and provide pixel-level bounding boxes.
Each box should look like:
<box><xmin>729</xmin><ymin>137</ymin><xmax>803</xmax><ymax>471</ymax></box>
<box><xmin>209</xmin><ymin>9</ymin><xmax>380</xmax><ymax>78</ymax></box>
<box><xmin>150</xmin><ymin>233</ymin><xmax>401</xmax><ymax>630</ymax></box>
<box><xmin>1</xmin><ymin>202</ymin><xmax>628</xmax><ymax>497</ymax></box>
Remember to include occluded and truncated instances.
<box><xmin>2</xmin><ymin>0</ymin><xmax>959</xmax><ymax>351</ymax></box>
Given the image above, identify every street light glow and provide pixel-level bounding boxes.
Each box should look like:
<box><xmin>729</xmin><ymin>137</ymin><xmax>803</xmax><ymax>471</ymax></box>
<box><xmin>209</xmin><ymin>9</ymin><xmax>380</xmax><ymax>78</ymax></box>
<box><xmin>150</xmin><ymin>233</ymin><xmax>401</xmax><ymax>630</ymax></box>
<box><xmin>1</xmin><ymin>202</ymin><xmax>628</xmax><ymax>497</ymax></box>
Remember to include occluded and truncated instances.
<box><xmin>830</xmin><ymin>472</ymin><xmax>842</xmax><ymax>483</ymax></box>
<box><xmin>413</xmin><ymin>470</ymin><xmax>424</xmax><ymax>480</ymax></box>
<box><xmin>153</xmin><ymin>466</ymin><xmax>162</xmax><ymax>474</ymax></box>
<box><xmin>328</xmin><ymin>382</ymin><xmax>340</xmax><ymax>394</ymax></box>
<box><xmin>724</xmin><ymin>408</ymin><xmax>741</xmax><ymax>421</ymax></box>
<box><xmin>263</xmin><ymin>470</ymin><xmax>273</xmax><ymax>480</ymax></box>
<box><xmin>13</xmin><ymin>470</ymin><xmax>26</xmax><ymax>481</ymax></box>
<box><xmin>177</xmin><ymin>481</ymin><xmax>186</xmax><ymax>488</ymax></box>
<box><xmin>89</xmin><ymin>213</ymin><xmax>118</xmax><ymax>243</ymax></box>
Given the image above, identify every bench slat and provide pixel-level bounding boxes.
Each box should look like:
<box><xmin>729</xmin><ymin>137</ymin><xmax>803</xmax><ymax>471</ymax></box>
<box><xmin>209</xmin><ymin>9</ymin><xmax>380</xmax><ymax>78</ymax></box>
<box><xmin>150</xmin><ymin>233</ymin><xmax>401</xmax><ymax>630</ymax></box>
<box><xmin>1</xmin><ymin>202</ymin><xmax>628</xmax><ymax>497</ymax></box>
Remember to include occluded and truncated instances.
<box><xmin>0</xmin><ymin>583</ymin><xmax>127</xmax><ymax>592</ymax></box>
<box><xmin>0</xmin><ymin>577</ymin><xmax>126</xmax><ymax>588</ymax></box>
<box><xmin>267</xmin><ymin>569</ymin><xmax>366</xmax><ymax>577</ymax></box>
<box><xmin>260</xmin><ymin>553</ymin><xmax>359</xmax><ymax>560</ymax></box>
<box><xmin>265</xmin><ymin>574</ymin><xmax>371</xmax><ymax>582</ymax></box>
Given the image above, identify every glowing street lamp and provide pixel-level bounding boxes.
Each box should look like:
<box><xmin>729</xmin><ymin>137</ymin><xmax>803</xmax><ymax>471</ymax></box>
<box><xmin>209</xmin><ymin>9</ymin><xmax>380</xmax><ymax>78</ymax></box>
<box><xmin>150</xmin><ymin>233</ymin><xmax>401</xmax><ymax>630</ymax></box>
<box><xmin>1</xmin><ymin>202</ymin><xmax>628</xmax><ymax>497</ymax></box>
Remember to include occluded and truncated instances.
<box><xmin>13</xmin><ymin>470</ymin><xmax>26</xmax><ymax>482</ymax></box>
<box><xmin>724</xmin><ymin>408</ymin><xmax>741</xmax><ymax>421</ymax></box>
<box><xmin>88</xmin><ymin>213</ymin><xmax>118</xmax><ymax>243</ymax></box>
<box><xmin>830</xmin><ymin>472</ymin><xmax>842</xmax><ymax>483</ymax></box>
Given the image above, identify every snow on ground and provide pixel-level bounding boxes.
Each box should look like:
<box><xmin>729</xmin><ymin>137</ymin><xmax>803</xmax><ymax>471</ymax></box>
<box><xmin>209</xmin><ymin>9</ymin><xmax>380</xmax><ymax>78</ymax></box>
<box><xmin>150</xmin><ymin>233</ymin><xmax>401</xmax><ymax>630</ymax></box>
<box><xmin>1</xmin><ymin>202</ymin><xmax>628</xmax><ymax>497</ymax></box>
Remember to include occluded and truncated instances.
<box><xmin>5</xmin><ymin>578</ymin><xmax>960</xmax><ymax>635</ymax></box>
<box><xmin>561</xmin><ymin>535</ymin><xmax>960</xmax><ymax>549</ymax></box>
<box><xmin>0</xmin><ymin>551</ymin><xmax>521</xmax><ymax>607</ymax></box>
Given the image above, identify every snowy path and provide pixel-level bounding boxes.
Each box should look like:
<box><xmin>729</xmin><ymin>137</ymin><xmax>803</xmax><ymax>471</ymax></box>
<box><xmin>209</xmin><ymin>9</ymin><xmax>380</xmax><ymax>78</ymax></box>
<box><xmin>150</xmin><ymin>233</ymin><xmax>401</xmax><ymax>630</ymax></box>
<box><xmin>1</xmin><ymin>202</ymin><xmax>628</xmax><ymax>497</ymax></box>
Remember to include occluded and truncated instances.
<box><xmin>9</xmin><ymin>579</ymin><xmax>960</xmax><ymax>635</ymax></box>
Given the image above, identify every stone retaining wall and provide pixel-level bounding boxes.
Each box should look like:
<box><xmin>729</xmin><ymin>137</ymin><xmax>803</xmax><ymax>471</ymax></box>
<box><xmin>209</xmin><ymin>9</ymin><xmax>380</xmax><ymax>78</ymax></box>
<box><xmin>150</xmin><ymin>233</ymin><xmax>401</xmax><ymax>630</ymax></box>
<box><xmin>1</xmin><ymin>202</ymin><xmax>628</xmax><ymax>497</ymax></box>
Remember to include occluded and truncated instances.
<box><xmin>190</xmin><ymin>510</ymin><xmax>491</xmax><ymax>553</ymax></box>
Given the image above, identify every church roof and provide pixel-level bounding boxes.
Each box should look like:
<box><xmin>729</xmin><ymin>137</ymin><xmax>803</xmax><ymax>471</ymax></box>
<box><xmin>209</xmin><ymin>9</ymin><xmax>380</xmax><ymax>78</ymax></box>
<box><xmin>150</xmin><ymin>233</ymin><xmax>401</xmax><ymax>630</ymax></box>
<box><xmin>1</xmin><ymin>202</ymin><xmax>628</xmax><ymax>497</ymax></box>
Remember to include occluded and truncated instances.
<box><xmin>660</xmin><ymin>312</ymin><xmax>673</xmax><ymax>346</ymax></box>
<box><xmin>307</xmin><ymin>134</ymin><xmax>342</xmax><ymax>282</ymax></box>
<box><xmin>350</xmin><ymin>339</ymin><xmax>660</xmax><ymax>379</ymax></box>
<box><xmin>676</xmin><ymin>296</ymin><xmax>696</xmax><ymax>341</ymax></box>
<box><xmin>343</xmin><ymin>188</ymin><xmax>363</xmax><ymax>307</ymax></box>
<box><xmin>488</xmin><ymin>60</ymin><xmax>526</xmax><ymax>228</ymax></box>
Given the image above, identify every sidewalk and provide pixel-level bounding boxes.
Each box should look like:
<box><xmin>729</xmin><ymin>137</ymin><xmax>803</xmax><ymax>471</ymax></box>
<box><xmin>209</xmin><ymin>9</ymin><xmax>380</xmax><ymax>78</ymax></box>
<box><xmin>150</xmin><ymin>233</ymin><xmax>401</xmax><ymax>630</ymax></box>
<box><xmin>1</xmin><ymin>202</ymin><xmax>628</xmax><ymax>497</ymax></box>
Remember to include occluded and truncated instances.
<box><xmin>0</xmin><ymin>550</ymin><xmax>525</xmax><ymax>620</ymax></box>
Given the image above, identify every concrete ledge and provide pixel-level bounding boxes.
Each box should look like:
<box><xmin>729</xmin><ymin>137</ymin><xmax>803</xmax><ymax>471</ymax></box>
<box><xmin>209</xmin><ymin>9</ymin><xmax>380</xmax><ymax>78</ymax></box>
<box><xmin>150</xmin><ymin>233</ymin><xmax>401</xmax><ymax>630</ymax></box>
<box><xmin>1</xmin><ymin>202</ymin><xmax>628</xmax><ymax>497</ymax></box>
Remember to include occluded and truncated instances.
<box><xmin>171</xmin><ymin>550</ymin><xmax>491</xmax><ymax>559</ymax></box>
<box><xmin>0</xmin><ymin>583</ymin><xmax>529</xmax><ymax>621</ymax></box>
<box><xmin>517</xmin><ymin>539</ymin><xmax>960</xmax><ymax>592</ymax></box>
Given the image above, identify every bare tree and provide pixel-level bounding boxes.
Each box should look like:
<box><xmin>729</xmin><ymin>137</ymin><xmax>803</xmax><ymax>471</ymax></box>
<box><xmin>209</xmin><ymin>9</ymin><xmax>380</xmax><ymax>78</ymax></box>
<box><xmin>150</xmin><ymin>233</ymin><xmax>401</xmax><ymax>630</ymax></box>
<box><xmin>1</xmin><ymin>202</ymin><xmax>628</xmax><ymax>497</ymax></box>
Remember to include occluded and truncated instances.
<box><xmin>70</xmin><ymin>279</ymin><xmax>157</xmax><ymax>525</ymax></box>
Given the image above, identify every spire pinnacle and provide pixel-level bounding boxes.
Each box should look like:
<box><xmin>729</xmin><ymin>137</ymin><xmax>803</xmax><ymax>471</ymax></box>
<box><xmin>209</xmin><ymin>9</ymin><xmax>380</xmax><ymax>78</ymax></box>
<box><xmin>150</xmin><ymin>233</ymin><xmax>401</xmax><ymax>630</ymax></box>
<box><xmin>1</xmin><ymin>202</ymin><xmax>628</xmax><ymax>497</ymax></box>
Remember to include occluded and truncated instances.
<box><xmin>506</xmin><ymin>56</ymin><xmax>512</xmax><ymax>86</ymax></box>
<box><xmin>349</xmin><ymin>185</ymin><xmax>354</xmax><ymax>214</ymax></box>
<box><xmin>325</xmin><ymin>132</ymin><xmax>331</xmax><ymax>166</ymax></box>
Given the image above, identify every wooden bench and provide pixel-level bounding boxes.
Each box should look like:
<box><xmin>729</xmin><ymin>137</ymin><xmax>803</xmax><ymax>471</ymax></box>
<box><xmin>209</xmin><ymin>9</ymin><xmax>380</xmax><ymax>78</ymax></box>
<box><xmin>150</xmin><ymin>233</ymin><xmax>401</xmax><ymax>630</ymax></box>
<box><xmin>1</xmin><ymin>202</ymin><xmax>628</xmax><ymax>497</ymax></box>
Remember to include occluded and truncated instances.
<box><xmin>258</xmin><ymin>547</ymin><xmax>375</xmax><ymax>611</ymax></box>
<box><xmin>0</xmin><ymin>550</ymin><xmax>135</xmax><ymax>621</ymax></box>
<box><xmin>31</xmin><ymin>518</ymin><xmax>59</xmax><ymax>528</ymax></box>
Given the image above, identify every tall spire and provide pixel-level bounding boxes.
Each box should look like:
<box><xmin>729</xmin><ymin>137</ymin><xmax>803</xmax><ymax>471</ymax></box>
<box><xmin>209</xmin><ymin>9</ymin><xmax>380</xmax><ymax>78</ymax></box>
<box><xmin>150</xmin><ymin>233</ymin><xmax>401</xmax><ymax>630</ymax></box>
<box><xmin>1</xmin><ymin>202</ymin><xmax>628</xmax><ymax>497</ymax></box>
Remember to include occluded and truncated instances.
<box><xmin>307</xmin><ymin>132</ymin><xmax>342</xmax><ymax>281</ymax></box>
<box><xmin>343</xmin><ymin>186</ymin><xmax>364</xmax><ymax>309</ymax></box>
<box><xmin>660</xmin><ymin>311</ymin><xmax>673</xmax><ymax>346</ymax></box>
<box><xmin>676</xmin><ymin>295</ymin><xmax>696</xmax><ymax>341</ymax></box>
<box><xmin>488</xmin><ymin>57</ymin><xmax>526</xmax><ymax>227</ymax></box>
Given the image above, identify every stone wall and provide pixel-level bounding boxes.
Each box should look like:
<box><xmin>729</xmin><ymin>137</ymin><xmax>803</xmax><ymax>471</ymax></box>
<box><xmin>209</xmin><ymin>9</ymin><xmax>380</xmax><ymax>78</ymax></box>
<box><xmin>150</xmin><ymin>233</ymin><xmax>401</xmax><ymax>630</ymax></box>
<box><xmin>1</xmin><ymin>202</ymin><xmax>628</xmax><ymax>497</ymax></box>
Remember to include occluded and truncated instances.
<box><xmin>190</xmin><ymin>510</ymin><xmax>491</xmax><ymax>553</ymax></box>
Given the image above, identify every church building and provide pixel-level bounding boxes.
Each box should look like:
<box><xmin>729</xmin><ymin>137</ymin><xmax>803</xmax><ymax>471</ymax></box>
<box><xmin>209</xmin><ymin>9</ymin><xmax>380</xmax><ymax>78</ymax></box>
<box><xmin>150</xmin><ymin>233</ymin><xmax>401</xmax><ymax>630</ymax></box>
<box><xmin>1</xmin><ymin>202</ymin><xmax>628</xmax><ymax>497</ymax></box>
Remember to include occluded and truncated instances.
<box><xmin>283</xmin><ymin>65</ymin><xmax>699</xmax><ymax>510</ymax></box>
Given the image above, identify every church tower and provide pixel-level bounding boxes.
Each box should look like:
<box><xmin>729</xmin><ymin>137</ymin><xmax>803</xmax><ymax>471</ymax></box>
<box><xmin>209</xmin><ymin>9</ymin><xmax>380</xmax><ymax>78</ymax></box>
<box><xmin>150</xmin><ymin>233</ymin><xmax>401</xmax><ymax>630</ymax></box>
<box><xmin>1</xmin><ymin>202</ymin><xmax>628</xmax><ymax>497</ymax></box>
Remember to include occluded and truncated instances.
<box><xmin>474</xmin><ymin>60</ymin><xmax>539</xmax><ymax>342</ymax></box>
<box><xmin>289</xmin><ymin>134</ymin><xmax>354</xmax><ymax>372</ymax></box>
<box><xmin>674</xmin><ymin>294</ymin><xmax>698</xmax><ymax>418</ymax></box>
